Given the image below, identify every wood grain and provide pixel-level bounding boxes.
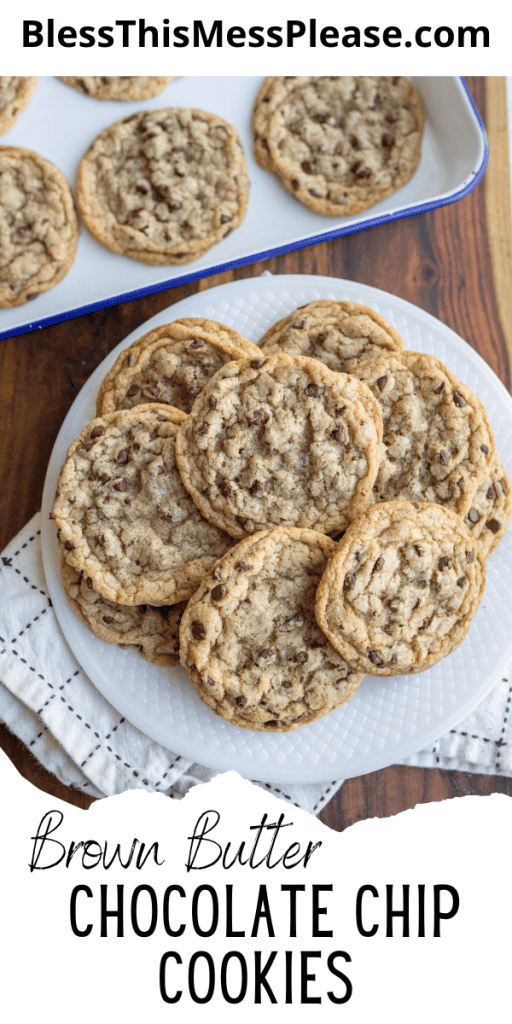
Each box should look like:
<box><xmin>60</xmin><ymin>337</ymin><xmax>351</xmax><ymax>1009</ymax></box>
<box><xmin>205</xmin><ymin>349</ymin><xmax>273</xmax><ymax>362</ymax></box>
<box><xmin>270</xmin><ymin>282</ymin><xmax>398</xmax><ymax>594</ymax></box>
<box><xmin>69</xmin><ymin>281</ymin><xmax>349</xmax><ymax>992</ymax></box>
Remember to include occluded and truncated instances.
<box><xmin>1</xmin><ymin>77</ymin><xmax>511</xmax><ymax>828</ymax></box>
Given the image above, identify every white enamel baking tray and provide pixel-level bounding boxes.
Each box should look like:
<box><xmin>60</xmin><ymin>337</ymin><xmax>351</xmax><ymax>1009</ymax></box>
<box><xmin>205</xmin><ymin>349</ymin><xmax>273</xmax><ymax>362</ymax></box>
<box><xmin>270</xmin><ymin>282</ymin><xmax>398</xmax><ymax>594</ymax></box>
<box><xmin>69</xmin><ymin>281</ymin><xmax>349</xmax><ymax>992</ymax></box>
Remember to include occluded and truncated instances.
<box><xmin>1</xmin><ymin>76</ymin><xmax>487</xmax><ymax>340</ymax></box>
<box><xmin>41</xmin><ymin>274</ymin><xmax>512</xmax><ymax>783</ymax></box>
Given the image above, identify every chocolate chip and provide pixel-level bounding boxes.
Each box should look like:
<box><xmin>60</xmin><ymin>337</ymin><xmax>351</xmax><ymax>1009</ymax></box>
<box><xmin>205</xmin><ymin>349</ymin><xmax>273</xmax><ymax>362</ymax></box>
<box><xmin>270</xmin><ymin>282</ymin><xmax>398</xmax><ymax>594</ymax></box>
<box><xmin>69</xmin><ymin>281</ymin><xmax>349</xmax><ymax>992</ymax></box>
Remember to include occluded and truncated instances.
<box><xmin>265</xmin><ymin>720</ymin><xmax>285</xmax><ymax>729</ymax></box>
<box><xmin>434</xmin><ymin>382</ymin><xmax>445</xmax><ymax>394</ymax></box>
<box><xmin>116</xmin><ymin>449</ymin><xmax>129</xmax><ymax>464</ymax></box>
<box><xmin>436</xmin><ymin>450</ymin><xmax>448</xmax><ymax>465</ymax></box>
<box><xmin>373</xmin><ymin>557</ymin><xmax>384</xmax><ymax>572</ymax></box>
<box><xmin>334</xmin><ymin>406</ymin><xmax>347</xmax><ymax>417</ymax></box>
<box><xmin>250</xmin><ymin>359</ymin><xmax>265</xmax><ymax>369</ymax></box>
<box><xmin>192</xmin><ymin>621</ymin><xmax>207</xmax><ymax>640</ymax></box>
<box><xmin>220</xmin><ymin>215</ymin><xmax>233</xmax><ymax>224</ymax></box>
<box><xmin>259</xmin><ymin>649</ymin><xmax>274</xmax><ymax>660</ymax></box>
<box><xmin>291</xmin><ymin>179</ymin><xmax>299</xmax><ymax>190</ymax></box>
<box><xmin>368</xmin><ymin>650</ymin><xmax>384</xmax><ymax>666</ymax></box>
<box><xmin>85</xmin><ymin>577</ymin><xmax>93</xmax><ymax>590</ymax></box>
<box><xmin>237</xmin><ymin>561</ymin><xmax>253</xmax><ymax>571</ymax></box>
<box><xmin>211</xmin><ymin>585</ymin><xmax>226</xmax><ymax>601</ymax></box>
<box><xmin>486</xmin><ymin>519</ymin><xmax>501</xmax><ymax>533</ymax></box>
<box><xmin>197</xmin><ymin>424</ymin><xmax>209</xmax><ymax>436</ymax></box>
<box><xmin>250</xmin><ymin>480</ymin><xmax>263</xmax><ymax>496</ymax></box>
<box><xmin>419</xmin><ymin>617</ymin><xmax>432</xmax><ymax>630</ymax></box>
<box><xmin>388</xmin><ymin>654</ymin><xmax>397</xmax><ymax>666</ymax></box>
<box><xmin>99</xmin><ymin>474</ymin><xmax>111</xmax><ymax>485</ymax></box>
<box><xmin>114</xmin><ymin>479</ymin><xmax>127</xmax><ymax>492</ymax></box>
<box><xmin>249</xmin><ymin>409</ymin><xmax>267</xmax><ymax>425</ymax></box>
<box><xmin>467</xmin><ymin>508</ymin><xmax>480</xmax><ymax>524</ymax></box>
<box><xmin>235</xmin><ymin>696</ymin><xmax>247</xmax><ymax>707</ymax></box>
<box><xmin>293</xmin><ymin>714</ymin><xmax>308</xmax><ymax>723</ymax></box>
<box><xmin>382</xmin><ymin>133</ymin><xmax>395</xmax><ymax>147</ymax></box>
<box><xmin>25</xmin><ymin>292</ymin><xmax>40</xmax><ymax>301</ymax></box>
<box><xmin>64</xmin><ymin>541</ymin><xmax>74</xmax><ymax>551</ymax></box>
<box><xmin>414</xmin><ymin>545</ymin><xmax>423</xmax><ymax>556</ymax></box>
<box><xmin>331</xmin><ymin>426</ymin><xmax>345</xmax><ymax>442</ymax></box>
<box><xmin>453</xmin><ymin>391</ymin><xmax>467</xmax><ymax>408</ymax></box>
<box><xmin>209</xmin><ymin>396</ymin><xmax>218</xmax><ymax>409</ymax></box>
<box><xmin>500</xmin><ymin>479</ymin><xmax>507</xmax><ymax>494</ymax></box>
<box><xmin>90</xmin><ymin>426</ymin><xmax>105</xmax><ymax>439</ymax></box>
<box><xmin>301</xmin><ymin>160</ymin><xmax>314</xmax><ymax>174</ymax></box>
<box><xmin>457</xmin><ymin>576</ymin><xmax>467</xmax><ymax>587</ymax></box>
<box><xmin>282</xmin><ymin>682</ymin><xmax>292</xmax><ymax>689</ymax></box>
<box><xmin>295</xmin><ymin>652</ymin><xmax>308</xmax><ymax>664</ymax></box>
<box><xmin>315</xmin><ymin>331</ymin><xmax>327</xmax><ymax>344</ymax></box>
<box><xmin>466</xmin><ymin>550</ymin><xmax>475</xmax><ymax>563</ymax></box>
<box><xmin>388</xmin><ymin>597</ymin><xmax>400</xmax><ymax>611</ymax></box>
<box><xmin>219</xmin><ymin>481</ymin><xmax>233</xmax><ymax>497</ymax></box>
<box><xmin>355</xmin><ymin>167</ymin><xmax>372</xmax><ymax>179</ymax></box>
<box><xmin>189</xmin><ymin>338</ymin><xmax>205</xmax><ymax>349</ymax></box>
<box><xmin>486</xmin><ymin>485</ymin><xmax>497</xmax><ymax>500</ymax></box>
<box><xmin>304</xmin><ymin>384</ymin><xmax>321</xmax><ymax>397</ymax></box>
<box><xmin>126</xmin><ymin>385</ymin><xmax>140</xmax><ymax>397</ymax></box>
<box><xmin>481</xmin><ymin>444</ymin><xmax>489</xmax><ymax>454</ymax></box>
<box><xmin>344</xmin><ymin>574</ymin><xmax>356</xmax><ymax>590</ymax></box>
<box><xmin>376</xmin><ymin>376</ymin><xmax>387</xmax><ymax>391</ymax></box>
<box><xmin>206</xmin><ymin>676</ymin><xmax>215</xmax><ymax>686</ymax></box>
<box><xmin>438</xmin><ymin>556</ymin><xmax>451</xmax><ymax>570</ymax></box>
<box><xmin>202</xmin><ymin>485</ymin><xmax>211</xmax><ymax>496</ymax></box>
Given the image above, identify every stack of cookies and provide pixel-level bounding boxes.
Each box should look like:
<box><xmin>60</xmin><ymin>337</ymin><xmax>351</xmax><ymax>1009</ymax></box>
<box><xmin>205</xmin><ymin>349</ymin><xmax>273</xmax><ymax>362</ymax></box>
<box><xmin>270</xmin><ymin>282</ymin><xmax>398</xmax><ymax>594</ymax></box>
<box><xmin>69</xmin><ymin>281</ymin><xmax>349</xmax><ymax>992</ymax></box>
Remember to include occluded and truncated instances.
<box><xmin>52</xmin><ymin>302</ymin><xmax>511</xmax><ymax>734</ymax></box>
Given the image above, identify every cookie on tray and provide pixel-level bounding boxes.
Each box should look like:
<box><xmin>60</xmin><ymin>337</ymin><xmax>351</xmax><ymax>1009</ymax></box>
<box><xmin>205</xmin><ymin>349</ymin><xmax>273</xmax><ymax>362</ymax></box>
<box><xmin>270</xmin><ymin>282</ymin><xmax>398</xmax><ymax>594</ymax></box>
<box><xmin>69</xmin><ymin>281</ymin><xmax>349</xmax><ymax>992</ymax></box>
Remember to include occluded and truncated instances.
<box><xmin>463</xmin><ymin>455</ymin><xmax>512</xmax><ymax>559</ymax></box>
<box><xmin>179</xmin><ymin>527</ymin><xmax>364</xmax><ymax>731</ymax></box>
<box><xmin>175</xmin><ymin>352</ymin><xmax>383</xmax><ymax>539</ymax></box>
<box><xmin>253</xmin><ymin>76</ymin><xmax>425</xmax><ymax>216</ymax></box>
<box><xmin>0</xmin><ymin>146</ymin><xmax>79</xmax><ymax>307</ymax></box>
<box><xmin>259</xmin><ymin>299</ymin><xmax>405</xmax><ymax>373</ymax></box>
<box><xmin>353</xmin><ymin>351</ymin><xmax>496</xmax><ymax>517</ymax></box>
<box><xmin>316</xmin><ymin>501</ymin><xmax>486</xmax><ymax>676</ymax></box>
<box><xmin>0</xmin><ymin>77</ymin><xmax>38</xmax><ymax>135</ymax></box>
<box><xmin>56</xmin><ymin>77</ymin><xmax>176</xmax><ymax>101</ymax></box>
<box><xmin>77</xmin><ymin>108</ymin><xmax>250</xmax><ymax>265</ymax></box>
<box><xmin>52</xmin><ymin>404</ymin><xmax>234</xmax><ymax>606</ymax></box>
<box><xmin>61</xmin><ymin>558</ymin><xmax>186</xmax><ymax>667</ymax></box>
<box><xmin>96</xmin><ymin>318</ymin><xmax>261</xmax><ymax>417</ymax></box>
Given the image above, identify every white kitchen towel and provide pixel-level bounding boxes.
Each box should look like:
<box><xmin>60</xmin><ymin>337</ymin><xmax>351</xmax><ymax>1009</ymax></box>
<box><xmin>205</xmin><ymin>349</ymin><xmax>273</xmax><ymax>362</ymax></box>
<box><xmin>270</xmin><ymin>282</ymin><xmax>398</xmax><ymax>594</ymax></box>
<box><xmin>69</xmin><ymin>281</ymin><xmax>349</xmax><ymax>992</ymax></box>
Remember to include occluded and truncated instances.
<box><xmin>1</xmin><ymin>515</ymin><xmax>511</xmax><ymax>814</ymax></box>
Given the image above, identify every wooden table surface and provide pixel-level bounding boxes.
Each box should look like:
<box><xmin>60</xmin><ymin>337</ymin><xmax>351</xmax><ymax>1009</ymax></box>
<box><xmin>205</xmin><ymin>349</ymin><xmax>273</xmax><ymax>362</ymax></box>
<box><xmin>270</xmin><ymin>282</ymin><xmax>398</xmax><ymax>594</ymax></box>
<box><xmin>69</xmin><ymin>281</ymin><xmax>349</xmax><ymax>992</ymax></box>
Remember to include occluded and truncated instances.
<box><xmin>1</xmin><ymin>77</ymin><xmax>512</xmax><ymax>829</ymax></box>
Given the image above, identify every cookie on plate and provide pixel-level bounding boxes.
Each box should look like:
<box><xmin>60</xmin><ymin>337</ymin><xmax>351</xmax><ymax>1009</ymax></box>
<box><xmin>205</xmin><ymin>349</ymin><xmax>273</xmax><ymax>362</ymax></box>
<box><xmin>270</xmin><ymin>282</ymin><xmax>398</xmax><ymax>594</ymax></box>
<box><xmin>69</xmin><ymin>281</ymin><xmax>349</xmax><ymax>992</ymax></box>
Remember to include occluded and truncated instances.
<box><xmin>61</xmin><ymin>557</ymin><xmax>186</xmax><ymax>667</ymax></box>
<box><xmin>259</xmin><ymin>299</ymin><xmax>405</xmax><ymax>373</ymax></box>
<box><xmin>0</xmin><ymin>146</ymin><xmax>79</xmax><ymax>308</ymax></box>
<box><xmin>316</xmin><ymin>500</ymin><xmax>486</xmax><ymax>676</ymax></box>
<box><xmin>53</xmin><ymin>404</ymin><xmax>234</xmax><ymax>606</ymax></box>
<box><xmin>253</xmin><ymin>76</ymin><xmax>425</xmax><ymax>216</ymax></box>
<box><xmin>179</xmin><ymin>527</ymin><xmax>364</xmax><ymax>731</ymax></box>
<box><xmin>175</xmin><ymin>352</ymin><xmax>383</xmax><ymax>539</ymax></box>
<box><xmin>77</xmin><ymin>108</ymin><xmax>250</xmax><ymax>265</ymax></box>
<box><xmin>56</xmin><ymin>76</ymin><xmax>176</xmax><ymax>101</ymax></box>
<box><xmin>0</xmin><ymin>77</ymin><xmax>38</xmax><ymax>135</ymax></box>
<box><xmin>96</xmin><ymin>318</ymin><xmax>260</xmax><ymax>417</ymax></box>
<box><xmin>353</xmin><ymin>351</ymin><xmax>496</xmax><ymax>517</ymax></box>
<box><xmin>463</xmin><ymin>455</ymin><xmax>512</xmax><ymax>559</ymax></box>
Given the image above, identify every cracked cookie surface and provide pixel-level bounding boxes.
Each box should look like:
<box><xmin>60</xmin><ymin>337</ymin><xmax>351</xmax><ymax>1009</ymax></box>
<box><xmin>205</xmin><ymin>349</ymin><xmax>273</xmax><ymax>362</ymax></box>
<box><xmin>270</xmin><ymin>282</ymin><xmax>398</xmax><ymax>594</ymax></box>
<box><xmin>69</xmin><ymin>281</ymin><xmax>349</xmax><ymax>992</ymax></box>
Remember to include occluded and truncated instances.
<box><xmin>316</xmin><ymin>501</ymin><xmax>486</xmax><ymax>676</ymax></box>
<box><xmin>57</xmin><ymin>76</ymin><xmax>176</xmax><ymax>101</ymax></box>
<box><xmin>0</xmin><ymin>146</ymin><xmax>79</xmax><ymax>307</ymax></box>
<box><xmin>259</xmin><ymin>299</ymin><xmax>405</xmax><ymax>373</ymax></box>
<box><xmin>97</xmin><ymin>317</ymin><xmax>260</xmax><ymax>416</ymax></box>
<box><xmin>0</xmin><ymin>77</ymin><xmax>38</xmax><ymax>135</ymax></box>
<box><xmin>61</xmin><ymin>557</ymin><xmax>186</xmax><ymax>667</ymax></box>
<box><xmin>180</xmin><ymin>527</ymin><xmax>364</xmax><ymax>731</ymax></box>
<box><xmin>253</xmin><ymin>76</ymin><xmax>424</xmax><ymax>216</ymax></box>
<box><xmin>77</xmin><ymin>107</ymin><xmax>250</xmax><ymax>265</ymax></box>
<box><xmin>354</xmin><ymin>351</ymin><xmax>496</xmax><ymax>516</ymax></box>
<box><xmin>175</xmin><ymin>352</ymin><xmax>383</xmax><ymax>539</ymax></box>
<box><xmin>52</xmin><ymin>404</ymin><xmax>234</xmax><ymax>606</ymax></box>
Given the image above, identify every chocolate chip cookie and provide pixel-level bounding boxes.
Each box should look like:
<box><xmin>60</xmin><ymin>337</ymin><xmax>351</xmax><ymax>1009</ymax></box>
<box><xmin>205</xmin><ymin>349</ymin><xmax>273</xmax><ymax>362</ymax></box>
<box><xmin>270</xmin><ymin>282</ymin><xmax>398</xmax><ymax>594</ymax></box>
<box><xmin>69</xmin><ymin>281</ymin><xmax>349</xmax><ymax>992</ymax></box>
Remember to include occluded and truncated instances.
<box><xmin>175</xmin><ymin>353</ymin><xmax>383</xmax><ymax>539</ymax></box>
<box><xmin>353</xmin><ymin>351</ymin><xmax>496</xmax><ymax>516</ymax></box>
<box><xmin>253</xmin><ymin>76</ymin><xmax>425</xmax><ymax>216</ymax></box>
<box><xmin>259</xmin><ymin>299</ymin><xmax>405</xmax><ymax>373</ymax></box>
<box><xmin>0</xmin><ymin>146</ymin><xmax>79</xmax><ymax>307</ymax></box>
<box><xmin>0</xmin><ymin>77</ymin><xmax>38</xmax><ymax>135</ymax></box>
<box><xmin>463</xmin><ymin>455</ymin><xmax>512</xmax><ymax>559</ymax></box>
<box><xmin>96</xmin><ymin>318</ymin><xmax>260</xmax><ymax>417</ymax></box>
<box><xmin>57</xmin><ymin>76</ymin><xmax>176</xmax><ymax>101</ymax></box>
<box><xmin>61</xmin><ymin>557</ymin><xmax>186</xmax><ymax>667</ymax></box>
<box><xmin>52</xmin><ymin>404</ymin><xmax>234</xmax><ymax>606</ymax></box>
<box><xmin>179</xmin><ymin>527</ymin><xmax>364</xmax><ymax>731</ymax></box>
<box><xmin>77</xmin><ymin>108</ymin><xmax>250</xmax><ymax>265</ymax></box>
<box><xmin>316</xmin><ymin>501</ymin><xmax>486</xmax><ymax>676</ymax></box>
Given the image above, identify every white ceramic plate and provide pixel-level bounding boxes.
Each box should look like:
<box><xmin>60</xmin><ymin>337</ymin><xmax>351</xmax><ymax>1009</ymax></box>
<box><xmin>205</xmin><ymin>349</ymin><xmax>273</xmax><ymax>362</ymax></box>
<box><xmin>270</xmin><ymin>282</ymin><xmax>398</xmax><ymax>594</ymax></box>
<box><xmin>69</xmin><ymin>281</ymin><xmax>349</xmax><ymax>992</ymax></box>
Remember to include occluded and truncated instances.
<box><xmin>41</xmin><ymin>274</ymin><xmax>512</xmax><ymax>782</ymax></box>
<box><xmin>2</xmin><ymin>76</ymin><xmax>487</xmax><ymax>340</ymax></box>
